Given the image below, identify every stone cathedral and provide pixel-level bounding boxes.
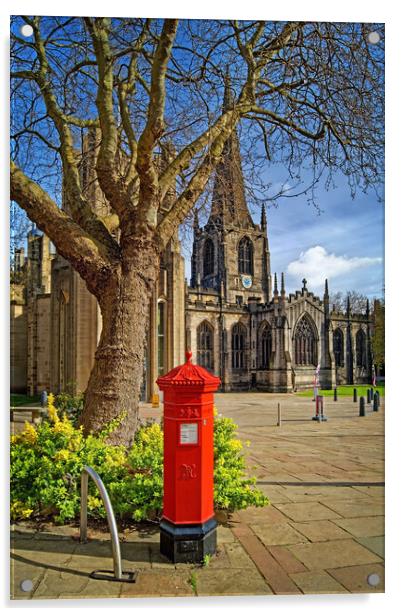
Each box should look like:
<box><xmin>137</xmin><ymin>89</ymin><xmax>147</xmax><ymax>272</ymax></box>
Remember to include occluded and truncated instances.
<box><xmin>10</xmin><ymin>117</ymin><xmax>373</xmax><ymax>399</ymax></box>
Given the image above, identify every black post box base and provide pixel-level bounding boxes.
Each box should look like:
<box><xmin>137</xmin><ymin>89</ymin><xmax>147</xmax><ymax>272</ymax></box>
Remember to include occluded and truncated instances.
<box><xmin>160</xmin><ymin>517</ymin><xmax>217</xmax><ymax>564</ymax></box>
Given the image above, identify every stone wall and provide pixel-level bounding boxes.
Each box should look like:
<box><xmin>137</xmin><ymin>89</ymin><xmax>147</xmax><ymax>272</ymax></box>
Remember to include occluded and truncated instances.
<box><xmin>10</xmin><ymin>302</ymin><xmax>27</xmax><ymax>393</ymax></box>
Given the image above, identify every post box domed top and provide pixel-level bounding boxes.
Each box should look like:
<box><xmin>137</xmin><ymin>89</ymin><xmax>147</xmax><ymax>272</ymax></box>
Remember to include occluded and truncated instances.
<box><xmin>156</xmin><ymin>351</ymin><xmax>221</xmax><ymax>390</ymax></box>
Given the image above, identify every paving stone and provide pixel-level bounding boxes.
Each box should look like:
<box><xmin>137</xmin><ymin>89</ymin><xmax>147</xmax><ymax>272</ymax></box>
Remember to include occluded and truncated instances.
<box><xmin>72</xmin><ymin>539</ymin><xmax>115</xmax><ymax>557</ymax></box>
<box><xmin>11</xmin><ymin>524</ymin><xmax>38</xmax><ymax>537</ymax></box>
<box><xmin>121</xmin><ymin>542</ymin><xmax>152</xmax><ymax>568</ymax></box>
<box><xmin>267</xmin><ymin>546</ymin><xmax>307</xmax><ymax>574</ymax></box>
<box><xmin>10</xmin><ymin>555</ymin><xmax>46</xmax><ymax>600</ymax></box>
<box><xmin>250</xmin><ymin>522</ymin><xmax>308</xmax><ymax>546</ymax></box>
<box><xmin>224</xmin><ymin>542</ymin><xmax>257</xmax><ymax>569</ymax></box>
<box><xmin>321</xmin><ymin>500</ymin><xmax>384</xmax><ymax>518</ymax></box>
<box><xmin>290</xmin><ymin>520</ymin><xmax>352</xmax><ymax>542</ymax></box>
<box><xmin>148</xmin><ymin>544</ymin><xmax>176</xmax><ymax>569</ymax></box>
<box><xmin>238</xmin><ymin>505</ymin><xmax>288</xmax><ymax>525</ymax></box>
<box><xmin>195</xmin><ymin>568</ymin><xmax>272</xmax><ymax>596</ymax></box>
<box><xmin>274</xmin><ymin>502</ymin><xmax>341</xmax><ymax>522</ymax></box>
<box><xmin>289</xmin><ymin>571</ymin><xmax>348</xmax><ymax>594</ymax></box>
<box><xmin>232</xmin><ymin>526</ymin><xmax>300</xmax><ymax>594</ymax></box>
<box><xmin>120</xmin><ymin>570</ymin><xmax>193</xmax><ymax>597</ymax></box>
<box><xmin>356</xmin><ymin>536</ymin><xmax>384</xmax><ymax>558</ymax></box>
<box><xmin>327</xmin><ymin>563</ymin><xmax>385</xmax><ymax>593</ymax></box>
<box><xmin>33</xmin><ymin>569</ymin><xmax>90</xmax><ymax>599</ymax></box>
<box><xmin>288</xmin><ymin>539</ymin><xmax>382</xmax><ymax>570</ymax></box>
<box><xmin>352</xmin><ymin>486</ymin><xmax>385</xmax><ymax>499</ymax></box>
<box><xmin>256</xmin><ymin>485</ymin><xmax>292</xmax><ymax>503</ymax></box>
<box><xmin>333</xmin><ymin>516</ymin><xmax>384</xmax><ymax>537</ymax></box>
<box><xmin>217</xmin><ymin>525</ymin><xmax>236</xmax><ymax>543</ymax></box>
<box><xmin>11</xmin><ymin>536</ymin><xmax>77</xmax><ymax>556</ymax></box>
<box><xmin>199</xmin><ymin>545</ymin><xmax>232</xmax><ymax>569</ymax></box>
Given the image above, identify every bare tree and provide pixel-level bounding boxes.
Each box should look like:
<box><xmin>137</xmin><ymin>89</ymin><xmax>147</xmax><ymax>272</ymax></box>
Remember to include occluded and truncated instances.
<box><xmin>10</xmin><ymin>17</ymin><xmax>384</xmax><ymax>444</ymax></box>
<box><xmin>331</xmin><ymin>290</ymin><xmax>370</xmax><ymax>314</ymax></box>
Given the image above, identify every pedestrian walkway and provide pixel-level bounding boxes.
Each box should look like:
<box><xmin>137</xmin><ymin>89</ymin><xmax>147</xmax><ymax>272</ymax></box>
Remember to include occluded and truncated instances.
<box><xmin>10</xmin><ymin>392</ymin><xmax>384</xmax><ymax>599</ymax></box>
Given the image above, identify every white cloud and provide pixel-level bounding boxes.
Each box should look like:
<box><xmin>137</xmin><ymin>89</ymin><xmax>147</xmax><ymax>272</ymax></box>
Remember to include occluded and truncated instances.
<box><xmin>287</xmin><ymin>246</ymin><xmax>382</xmax><ymax>287</ymax></box>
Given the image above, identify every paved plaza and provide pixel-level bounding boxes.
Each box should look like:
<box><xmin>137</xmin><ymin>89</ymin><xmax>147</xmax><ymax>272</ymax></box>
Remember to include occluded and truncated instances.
<box><xmin>10</xmin><ymin>392</ymin><xmax>384</xmax><ymax>599</ymax></box>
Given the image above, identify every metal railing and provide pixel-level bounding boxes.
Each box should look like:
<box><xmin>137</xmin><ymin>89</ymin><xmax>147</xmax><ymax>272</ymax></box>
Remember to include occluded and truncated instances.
<box><xmin>80</xmin><ymin>465</ymin><xmax>137</xmax><ymax>583</ymax></box>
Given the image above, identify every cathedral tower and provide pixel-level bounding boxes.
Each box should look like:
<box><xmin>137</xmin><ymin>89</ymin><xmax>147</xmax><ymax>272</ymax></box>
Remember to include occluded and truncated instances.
<box><xmin>190</xmin><ymin>74</ymin><xmax>271</xmax><ymax>304</ymax></box>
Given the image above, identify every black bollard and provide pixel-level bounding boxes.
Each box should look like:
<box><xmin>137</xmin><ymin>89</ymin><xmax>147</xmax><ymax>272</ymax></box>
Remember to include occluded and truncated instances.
<box><xmin>367</xmin><ymin>389</ymin><xmax>371</xmax><ymax>404</ymax></box>
<box><xmin>359</xmin><ymin>396</ymin><xmax>366</xmax><ymax>417</ymax></box>
<box><xmin>334</xmin><ymin>388</ymin><xmax>337</xmax><ymax>401</ymax></box>
<box><xmin>370</xmin><ymin>387</ymin><xmax>374</xmax><ymax>401</ymax></box>
<box><xmin>376</xmin><ymin>391</ymin><xmax>380</xmax><ymax>408</ymax></box>
<box><xmin>353</xmin><ymin>388</ymin><xmax>357</xmax><ymax>403</ymax></box>
<box><xmin>40</xmin><ymin>390</ymin><xmax>48</xmax><ymax>408</ymax></box>
<box><xmin>373</xmin><ymin>392</ymin><xmax>379</xmax><ymax>412</ymax></box>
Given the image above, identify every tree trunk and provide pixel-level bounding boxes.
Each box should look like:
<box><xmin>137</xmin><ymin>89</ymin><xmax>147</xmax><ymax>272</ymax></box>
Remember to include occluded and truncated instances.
<box><xmin>80</xmin><ymin>241</ymin><xmax>159</xmax><ymax>446</ymax></box>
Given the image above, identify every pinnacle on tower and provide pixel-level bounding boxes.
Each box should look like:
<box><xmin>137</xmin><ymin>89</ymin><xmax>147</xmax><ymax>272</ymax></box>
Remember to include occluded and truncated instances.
<box><xmin>324</xmin><ymin>278</ymin><xmax>329</xmax><ymax>297</ymax></box>
<box><xmin>366</xmin><ymin>298</ymin><xmax>370</xmax><ymax>316</ymax></box>
<box><xmin>261</xmin><ymin>203</ymin><xmax>267</xmax><ymax>231</ymax></box>
<box><xmin>274</xmin><ymin>273</ymin><xmax>278</xmax><ymax>296</ymax></box>
<box><xmin>281</xmin><ymin>272</ymin><xmax>286</xmax><ymax>296</ymax></box>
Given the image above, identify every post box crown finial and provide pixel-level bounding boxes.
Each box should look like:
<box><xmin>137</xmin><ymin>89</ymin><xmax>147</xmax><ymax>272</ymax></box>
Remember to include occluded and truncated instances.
<box><xmin>156</xmin><ymin>349</ymin><xmax>220</xmax><ymax>389</ymax></box>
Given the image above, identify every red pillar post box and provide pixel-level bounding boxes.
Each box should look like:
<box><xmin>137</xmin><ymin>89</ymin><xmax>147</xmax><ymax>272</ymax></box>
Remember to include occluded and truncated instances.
<box><xmin>156</xmin><ymin>350</ymin><xmax>220</xmax><ymax>563</ymax></box>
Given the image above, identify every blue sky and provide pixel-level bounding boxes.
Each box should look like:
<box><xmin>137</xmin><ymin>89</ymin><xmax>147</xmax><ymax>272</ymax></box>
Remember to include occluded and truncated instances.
<box><xmin>182</xmin><ymin>163</ymin><xmax>384</xmax><ymax>300</ymax></box>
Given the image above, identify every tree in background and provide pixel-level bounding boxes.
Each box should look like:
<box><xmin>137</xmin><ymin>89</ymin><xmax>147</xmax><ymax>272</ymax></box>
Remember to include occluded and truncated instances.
<box><xmin>10</xmin><ymin>17</ymin><xmax>384</xmax><ymax>444</ymax></box>
<box><xmin>331</xmin><ymin>290</ymin><xmax>369</xmax><ymax>314</ymax></box>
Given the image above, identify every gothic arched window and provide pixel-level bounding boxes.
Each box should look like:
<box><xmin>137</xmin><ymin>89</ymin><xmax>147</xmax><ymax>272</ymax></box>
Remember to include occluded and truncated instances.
<box><xmin>356</xmin><ymin>329</ymin><xmax>367</xmax><ymax>368</ymax></box>
<box><xmin>294</xmin><ymin>315</ymin><xmax>317</xmax><ymax>366</ymax></box>
<box><xmin>238</xmin><ymin>237</ymin><xmax>253</xmax><ymax>275</ymax></box>
<box><xmin>203</xmin><ymin>238</ymin><xmax>214</xmax><ymax>277</ymax></box>
<box><xmin>258</xmin><ymin>322</ymin><xmax>272</xmax><ymax>369</ymax></box>
<box><xmin>232</xmin><ymin>322</ymin><xmax>247</xmax><ymax>370</ymax></box>
<box><xmin>333</xmin><ymin>328</ymin><xmax>344</xmax><ymax>367</ymax></box>
<box><xmin>197</xmin><ymin>321</ymin><xmax>214</xmax><ymax>371</ymax></box>
<box><xmin>157</xmin><ymin>300</ymin><xmax>166</xmax><ymax>377</ymax></box>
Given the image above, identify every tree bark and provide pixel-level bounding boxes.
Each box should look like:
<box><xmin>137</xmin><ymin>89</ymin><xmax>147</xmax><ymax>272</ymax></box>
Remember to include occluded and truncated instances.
<box><xmin>80</xmin><ymin>240</ymin><xmax>159</xmax><ymax>446</ymax></box>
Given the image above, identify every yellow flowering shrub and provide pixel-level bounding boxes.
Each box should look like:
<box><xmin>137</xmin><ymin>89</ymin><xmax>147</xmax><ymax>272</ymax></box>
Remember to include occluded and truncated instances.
<box><xmin>11</xmin><ymin>396</ymin><xmax>268</xmax><ymax>524</ymax></box>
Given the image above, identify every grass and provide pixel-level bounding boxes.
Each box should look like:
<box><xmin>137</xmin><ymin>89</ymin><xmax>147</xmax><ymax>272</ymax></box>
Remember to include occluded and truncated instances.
<box><xmin>10</xmin><ymin>394</ymin><xmax>41</xmax><ymax>407</ymax></box>
<box><xmin>188</xmin><ymin>571</ymin><xmax>198</xmax><ymax>595</ymax></box>
<box><xmin>296</xmin><ymin>385</ymin><xmax>385</xmax><ymax>398</ymax></box>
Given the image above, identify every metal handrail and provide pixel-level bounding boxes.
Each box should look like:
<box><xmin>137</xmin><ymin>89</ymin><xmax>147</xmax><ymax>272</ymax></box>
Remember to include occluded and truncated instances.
<box><xmin>80</xmin><ymin>465</ymin><xmax>136</xmax><ymax>583</ymax></box>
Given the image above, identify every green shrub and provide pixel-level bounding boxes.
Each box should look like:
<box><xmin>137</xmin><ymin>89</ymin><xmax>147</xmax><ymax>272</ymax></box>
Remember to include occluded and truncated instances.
<box><xmin>10</xmin><ymin>395</ymin><xmax>268</xmax><ymax>524</ymax></box>
<box><xmin>213</xmin><ymin>413</ymin><xmax>268</xmax><ymax>511</ymax></box>
<box><xmin>54</xmin><ymin>391</ymin><xmax>84</xmax><ymax>425</ymax></box>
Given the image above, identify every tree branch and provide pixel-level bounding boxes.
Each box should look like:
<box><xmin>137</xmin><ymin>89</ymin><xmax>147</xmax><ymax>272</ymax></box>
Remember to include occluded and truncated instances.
<box><xmin>136</xmin><ymin>19</ymin><xmax>179</xmax><ymax>226</ymax></box>
<box><xmin>85</xmin><ymin>17</ymin><xmax>134</xmax><ymax>220</ymax></box>
<box><xmin>10</xmin><ymin>161</ymin><xmax>116</xmax><ymax>296</ymax></box>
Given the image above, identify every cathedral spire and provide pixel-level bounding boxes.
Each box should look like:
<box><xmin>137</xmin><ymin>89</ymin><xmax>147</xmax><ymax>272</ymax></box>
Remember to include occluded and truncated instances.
<box><xmin>208</xmin><ymin>72</ymin><xmax>254</xmax><ymax>229</ymax></box>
